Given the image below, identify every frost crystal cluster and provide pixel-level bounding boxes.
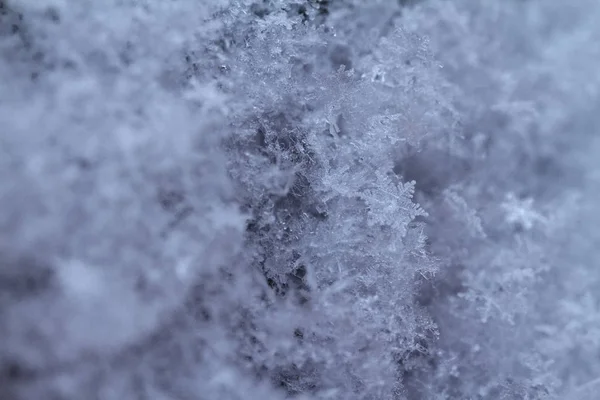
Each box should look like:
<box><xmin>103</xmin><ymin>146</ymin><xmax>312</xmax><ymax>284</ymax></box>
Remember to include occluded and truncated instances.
<box><xmin>1</xmin><ymin>1</ymin><xmax>600</xmax><ymax>399</ymax></box>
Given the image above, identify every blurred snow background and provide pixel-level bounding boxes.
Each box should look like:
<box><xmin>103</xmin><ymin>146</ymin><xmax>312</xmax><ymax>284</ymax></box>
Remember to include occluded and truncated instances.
<box><xmin>1</xmin><ymin>0</ymin><xmax>600</xmax><ymax>399</ymax></box>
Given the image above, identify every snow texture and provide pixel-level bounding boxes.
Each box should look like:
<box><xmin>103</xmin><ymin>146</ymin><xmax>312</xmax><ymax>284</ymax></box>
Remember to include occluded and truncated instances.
<box><xmin>1</xmin><ymin>0</ymin><xmax>600</xmax><ymax>399</ymax></box>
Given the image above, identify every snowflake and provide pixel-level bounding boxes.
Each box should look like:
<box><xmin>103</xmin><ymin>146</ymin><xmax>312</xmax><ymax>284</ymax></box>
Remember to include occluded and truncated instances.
<box><xmin>501</xmin><ymin>193</ymin><xmax>547</xmax><ymax>230</ymax></box>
